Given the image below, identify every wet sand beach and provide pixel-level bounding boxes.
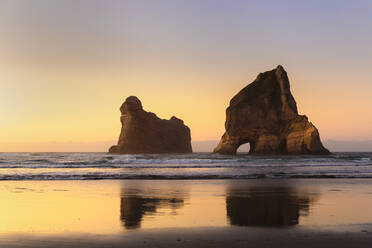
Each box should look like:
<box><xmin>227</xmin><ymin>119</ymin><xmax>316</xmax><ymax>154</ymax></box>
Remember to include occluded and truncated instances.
<box><xmin>1</xmin><ymin>179</ymin><xmax>372</xmax><ymax>247</ymax></box>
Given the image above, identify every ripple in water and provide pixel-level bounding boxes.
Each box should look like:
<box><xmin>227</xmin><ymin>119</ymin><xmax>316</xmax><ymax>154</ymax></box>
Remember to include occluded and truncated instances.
<box><xmin>0</xmin><ymin>152</ymin><xmax>371</xmax><ymax>180</ymax></box>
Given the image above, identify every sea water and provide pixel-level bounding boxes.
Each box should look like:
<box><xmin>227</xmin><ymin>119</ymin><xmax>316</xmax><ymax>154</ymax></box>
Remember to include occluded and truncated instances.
<box><xmin>0</xmin><ymin>152</ymin><xmax>371</xmax><ymax>180</ymax></box>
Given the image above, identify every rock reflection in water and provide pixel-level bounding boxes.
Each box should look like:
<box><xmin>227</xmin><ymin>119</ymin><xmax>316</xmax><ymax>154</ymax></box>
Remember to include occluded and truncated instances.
<box><xmin>120</xmin><ymin>188</ymin><xmax>186</xmax><ymax>229</ymax></box>
<box><xmin>226</xmin><ymin>186</ymin><xmax>318</xmax><ymax>227</ymax></box>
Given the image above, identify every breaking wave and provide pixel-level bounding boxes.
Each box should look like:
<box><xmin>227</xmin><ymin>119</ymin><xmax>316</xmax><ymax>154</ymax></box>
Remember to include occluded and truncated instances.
<box><xmin>0</xmin><ymin>152</ymin><xmax>371</xmax><ymax>180</ymax></box>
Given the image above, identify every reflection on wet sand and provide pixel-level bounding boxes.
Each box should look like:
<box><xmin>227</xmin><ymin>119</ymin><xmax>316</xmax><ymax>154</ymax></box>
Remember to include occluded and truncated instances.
<box><xmin>226</xmin><ymin>186</ymin><xmax>319</xmax><ymax>227</ymax></box>
<box><xmin>120</xmin><ymin>188</ymin><xmax>186</xmax><ymax>229</ymax></box>
<box><xmin>119</xmin><ymin>182</ymin><xmax>320</xmax><ymax>230</ymax></box>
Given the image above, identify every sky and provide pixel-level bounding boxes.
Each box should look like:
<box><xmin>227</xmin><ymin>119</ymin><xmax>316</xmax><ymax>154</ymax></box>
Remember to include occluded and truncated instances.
<box><xmin>0</xmin><ymin>0</ymin><xmax>371</xmax><ymax>152</ymax></box>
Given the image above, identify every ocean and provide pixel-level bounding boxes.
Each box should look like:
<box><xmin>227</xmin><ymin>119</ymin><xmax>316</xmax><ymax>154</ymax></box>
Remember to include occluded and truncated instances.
<box><xmin>0</xmin><ymin>152</ymin><xmax>371</xmax><ymax>180</ymax></box>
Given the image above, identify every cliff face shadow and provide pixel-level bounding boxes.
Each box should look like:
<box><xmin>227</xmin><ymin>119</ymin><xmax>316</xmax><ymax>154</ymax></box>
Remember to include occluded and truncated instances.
<box><xmin>120</xmin><ymin>187</ymin><xmax>187</xmax><ymax>230</ymax></box>
<box><xmin>226</xmin><ymin>186</ymin><xmax>319</xmax><ymax>227</ymax></box>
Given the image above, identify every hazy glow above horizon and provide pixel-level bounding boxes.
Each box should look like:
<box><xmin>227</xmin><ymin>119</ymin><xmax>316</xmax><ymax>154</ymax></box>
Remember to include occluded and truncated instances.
<box><xmin>1</xmin><ymin>0</ymin><xmax>372</xmax><ymax>151</ymax></box>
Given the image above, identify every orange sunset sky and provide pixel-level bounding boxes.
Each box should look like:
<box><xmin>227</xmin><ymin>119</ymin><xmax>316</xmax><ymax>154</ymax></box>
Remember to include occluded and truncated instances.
<box><xmin>1</xmin><ymin>0</ymin><xmax>371</xmax><ymax>152</ymax></box>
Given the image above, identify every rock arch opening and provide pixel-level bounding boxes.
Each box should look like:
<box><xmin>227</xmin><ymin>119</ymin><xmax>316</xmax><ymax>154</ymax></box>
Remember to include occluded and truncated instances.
<box><xmin>236</xmin><ymin>142</ymin><xmax>251</xmax><ymax>154</ymax></box>
<box><xmin>213</xmin><ymin>66</ymin><xmax>330</xmax><ymax>155</ymax></box>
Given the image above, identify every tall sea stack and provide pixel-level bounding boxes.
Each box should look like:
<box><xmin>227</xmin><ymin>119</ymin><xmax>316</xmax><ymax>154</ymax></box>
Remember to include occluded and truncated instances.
<box><xmin>109</xmin><ymin>96</ymin><xmax>192</xmax><ymax>154</ymax></box>
<box><xmin>214</xmin><ymin>65</ymin><xmax>330</xmax><ymax>155</ymax></box>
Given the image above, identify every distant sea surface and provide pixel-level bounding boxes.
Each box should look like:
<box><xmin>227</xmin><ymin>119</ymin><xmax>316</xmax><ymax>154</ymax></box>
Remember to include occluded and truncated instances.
<box><xmin>0</xmin><ymin>152</ymin><xmax>371</xmax><ymax>180</ymax></box>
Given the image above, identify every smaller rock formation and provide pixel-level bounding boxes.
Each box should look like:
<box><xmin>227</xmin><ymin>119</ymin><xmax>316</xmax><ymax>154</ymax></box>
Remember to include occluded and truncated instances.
<box><xmin>214</xmin><ymin>65</ymin><xmax>330</xmax><ymax>155</ymax></box>
<box><xmin>109</xmin><ymin>96</ymin><xmax>192</xmax><ymax>154</ymax></box>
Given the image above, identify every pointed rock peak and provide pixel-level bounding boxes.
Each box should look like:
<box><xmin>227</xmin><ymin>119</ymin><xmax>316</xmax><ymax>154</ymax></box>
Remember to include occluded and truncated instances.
<box><xmin>214</xmin><ymin>66</ymin><xmax>329</xmax><ymax>155</ymax></box>
<box><xmin>120</xmin><ymin>96</ymin><xmax>143</xmax><ymax>114</ymax></box>
<box><xmin>276</xmin><ymin>65</ymin><xmax>285</xmax><ymax>72</ymax></box>
<box><xmin>274</xmin><ymin>65</ymin><xmax>289</xmax><ymax>82</ymax></box>
<box><xmin>230</xmin><ymin>65</ymin><xmax>294</xmax><ymax>109</ymax></box>
<box><xmin>255</xmin><ymin>65</ymin><xmax>287</xmax><ymax>82</ymax></box>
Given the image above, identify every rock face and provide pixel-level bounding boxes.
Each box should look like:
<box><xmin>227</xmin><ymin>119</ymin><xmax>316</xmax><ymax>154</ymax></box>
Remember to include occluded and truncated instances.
<box><xmin>214</xmin><ymin>65</ymin><xmax>330</xmax><ymax>155</ymax></box>
<box><xmin>109</xmin><ymin>96</ymin><xmax>192</xmax><ymax>154</ymax></box>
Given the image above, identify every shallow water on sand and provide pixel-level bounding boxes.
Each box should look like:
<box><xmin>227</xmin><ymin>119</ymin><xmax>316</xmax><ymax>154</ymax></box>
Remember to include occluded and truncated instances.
<box><xmin>1</xmin><ymin>179</ymin><xmax>372</xmax><ymax>235</ymax></box>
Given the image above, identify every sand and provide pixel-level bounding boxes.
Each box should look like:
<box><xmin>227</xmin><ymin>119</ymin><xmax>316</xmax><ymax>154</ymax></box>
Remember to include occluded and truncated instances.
<box><xmin>1</xmin><ymin>227</ymin><xmax>372</xmax><ymax>248</ymax></box>
<box><xmin>1</xmin><ymin>179</ymin><xmax>372</xmax><ymax>247</ymax></box>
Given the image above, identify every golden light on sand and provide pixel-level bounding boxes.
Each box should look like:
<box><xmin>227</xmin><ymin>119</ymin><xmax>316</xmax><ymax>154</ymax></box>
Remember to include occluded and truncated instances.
<box><xmin>1</xmin><ymin>180</ymin><xmax>372</xmax><ymax>235</ymax></box>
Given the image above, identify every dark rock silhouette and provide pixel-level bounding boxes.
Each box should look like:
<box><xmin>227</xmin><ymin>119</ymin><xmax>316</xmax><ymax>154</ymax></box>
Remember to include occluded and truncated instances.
<box><xmin>120</xmin><ymin>189</ymin><xmax>185</xmax><ymax>229</ymax></box>
<box><xmin>214</xmin><ymin>65</ymin><xmax>330</xmax><ymax>155</ymax></box>
<box><xmin>226</xmin><ymin>186</ymin><xmax>317</xmax><ymax>227</ymax></box>
<box><xmin>109</xmin><ymin>96</ymin><xmax>192</xmax><ymax>154</ymax></box>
